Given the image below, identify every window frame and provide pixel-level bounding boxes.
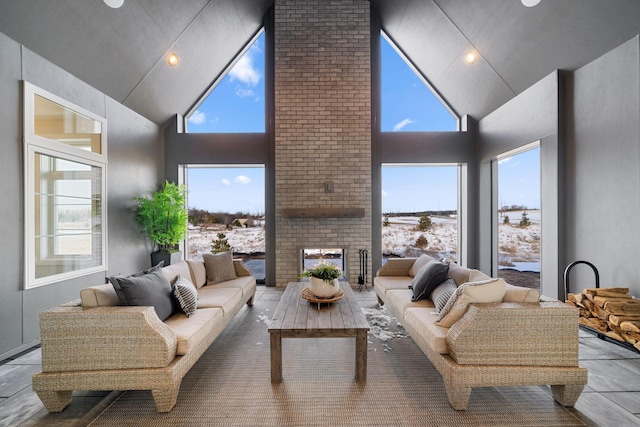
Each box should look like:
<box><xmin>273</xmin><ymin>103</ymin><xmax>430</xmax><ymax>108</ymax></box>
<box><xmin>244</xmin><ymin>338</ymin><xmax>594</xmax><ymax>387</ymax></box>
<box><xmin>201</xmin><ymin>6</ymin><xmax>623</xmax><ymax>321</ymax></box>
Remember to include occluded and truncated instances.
<box><xmin>23</xmin><ymin>81</ymin><xmax>108</xmax><ymax>289</ymax></box>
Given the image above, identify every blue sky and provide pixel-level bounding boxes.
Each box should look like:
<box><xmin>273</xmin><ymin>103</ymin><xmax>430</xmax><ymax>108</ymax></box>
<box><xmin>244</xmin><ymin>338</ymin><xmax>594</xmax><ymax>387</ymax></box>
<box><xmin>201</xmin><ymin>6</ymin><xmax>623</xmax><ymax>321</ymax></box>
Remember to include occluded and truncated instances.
<box><xmin>185</xmin><ymin>33</ymin><xmax>540</xmax><ymax>214</ymax></box>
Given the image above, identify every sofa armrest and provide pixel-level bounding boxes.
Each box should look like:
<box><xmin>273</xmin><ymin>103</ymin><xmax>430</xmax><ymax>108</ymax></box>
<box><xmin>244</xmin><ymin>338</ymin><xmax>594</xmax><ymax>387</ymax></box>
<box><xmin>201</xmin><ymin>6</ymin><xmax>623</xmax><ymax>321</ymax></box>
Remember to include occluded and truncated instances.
<box><xmin>233</xmin><ymin>259</ymin><xmax>253</xmax><ymax>277</ymax></box>
<box><xmin>39</xmin><ymin>306</ymin><xmax>177</xmax><ymax>372</ymax></box>
<box><xmin>376</xmin><ymin>258</ymin><xmax>416</xmax><ymax>276</ymax></box>
<box><xmin>446</xmin><ymin>301</ymin><xmax>580</xmax><ymax>367</ymax></box>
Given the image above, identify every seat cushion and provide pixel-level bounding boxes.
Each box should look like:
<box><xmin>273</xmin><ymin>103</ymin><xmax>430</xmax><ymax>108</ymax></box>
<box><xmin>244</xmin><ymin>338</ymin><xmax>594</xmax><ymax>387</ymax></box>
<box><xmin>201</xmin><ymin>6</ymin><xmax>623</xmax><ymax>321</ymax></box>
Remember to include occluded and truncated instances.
<box><xmin>204</xmin><ymin>276</ymin><xmax>256</xmax><ymax>298</ymax></box>
<box><xmin>164</xmin><ymin>308</ymin><xmax>223</xmax><ymax>355</ymax></box>
<box><xmin>404</xmin><ymin>308</ymin><xmax>450</xmax><ymax>354</ymax></box>
<box><xmin>374</xmin><ymin>276</ymin><xmax>413</xmax><ymax>297</ymax></box>
<box><xmin>196</xmin><ymin>286</ymin><xmax>243</xmax><ymax>315</ymax></box>
<box><xmin>408</xmin><ymin>254</ymin><xmax>436</xmax><ymax>277</ymax></box>
<box><xmin>186</xmin><ymin>260</ymin><xmax>208</xmax><ymax>289</ymax></box>
<box><xmin>385</xmin><ymin>289</ymin><xmax>434</xmax><ymax>321</ymax></box>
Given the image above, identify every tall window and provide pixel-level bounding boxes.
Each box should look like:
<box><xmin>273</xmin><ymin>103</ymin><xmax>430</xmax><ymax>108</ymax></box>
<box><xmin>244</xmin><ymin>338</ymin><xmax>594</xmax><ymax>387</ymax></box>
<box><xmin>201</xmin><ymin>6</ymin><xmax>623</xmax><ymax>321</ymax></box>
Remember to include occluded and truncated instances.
<box><xmin>380</xmin><ymin>33</ymin><xmax>457</xmax><ymax>132</ymax></box>
<box><xmin>187</xmin><ymin>31</ymin><xmax>265</xmax><ymax>133</ymax></box>
<box><xmin>497</xmin><ymin>144</ymin><xmax>541</xmax><ymax>289</ymax></box>
<box><xmin>382</xmin><ymin>165</ymin><xmax>459</xmax><ymax>262</ymax></box>
<box><xmin>185</xmin><ymin>166</ymin><xmax>265</xmax><ymax>282</ymax></box>
<box><xmin>24</xmin><ymin>82</ymin><xmax>107</xmax><ymax>288</ymax></box>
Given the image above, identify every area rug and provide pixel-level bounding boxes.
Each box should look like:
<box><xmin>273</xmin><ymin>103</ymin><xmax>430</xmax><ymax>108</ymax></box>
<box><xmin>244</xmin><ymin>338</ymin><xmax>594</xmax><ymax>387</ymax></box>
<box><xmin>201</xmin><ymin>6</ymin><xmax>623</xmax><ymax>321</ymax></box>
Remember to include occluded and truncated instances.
<box><xmin>87</xmin><ymin>297</ymin><xmax>588</xmax><ymax>426</ymax></box>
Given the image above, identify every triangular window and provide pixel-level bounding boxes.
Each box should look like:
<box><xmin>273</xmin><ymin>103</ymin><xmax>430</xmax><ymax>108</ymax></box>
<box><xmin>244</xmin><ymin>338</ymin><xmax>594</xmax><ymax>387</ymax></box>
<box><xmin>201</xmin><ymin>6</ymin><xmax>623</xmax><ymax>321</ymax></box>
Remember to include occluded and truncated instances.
<box><xmin>381</xmin><ymin>33</ymin><xmax>457</xmax><ymax>132</ymax></box>
<box><xmin>187</xmin><ymin>31</ymin><xmax>265</xmax><ymax>133</ymax></box>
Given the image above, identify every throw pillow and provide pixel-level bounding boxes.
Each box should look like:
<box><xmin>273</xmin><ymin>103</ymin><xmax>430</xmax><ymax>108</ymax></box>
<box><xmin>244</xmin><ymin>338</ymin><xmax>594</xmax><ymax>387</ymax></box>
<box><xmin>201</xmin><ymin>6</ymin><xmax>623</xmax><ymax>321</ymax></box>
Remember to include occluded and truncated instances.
<box><xmin>435</xmin><ymin>278</ymin><xmax>507</xmax><ymax>328</ymax></box>
<box><xmin>172</xmin><ymin>275</ymin><xmax>198</xmax><ymax>317</ymax></box>
<box><xmin>107</xmin><ymin>261</ymin><xmax>164</xmax><ymax>306</ymax></box>
<box><xmin>502</xmin><ymin>283</ymin><xmax>540</xmax><ymax>302</ymax></box>
<box><xmin>409</xmin><ymin>259</ymin><xmax>449</xmax><ymax>301</ymax></box>
<box><xmin>430</xmin><ymin>278</ymin><xmax>457</xmax><ymax>313</ymax></box>
<box><xmin>109</xmin><ymin>267</ymin><xmax>176</xmax><ymax>321</ymax></box>
<box><xmin>203</xmin><ymin>251</ymin><xmax>237</xmax><ymax>285</ymax></box>
<box><xmin>408</xmin><ymin>254</ymin><xmax>436</xmax><ymax>277</ymax></box>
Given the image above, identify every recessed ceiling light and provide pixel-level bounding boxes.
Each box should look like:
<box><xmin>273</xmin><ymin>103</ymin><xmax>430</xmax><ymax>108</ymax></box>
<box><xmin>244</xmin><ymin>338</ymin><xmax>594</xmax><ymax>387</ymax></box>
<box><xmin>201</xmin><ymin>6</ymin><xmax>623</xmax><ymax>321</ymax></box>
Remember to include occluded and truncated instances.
<box><xmin>463</xmin><ymin>51</ymin><xmax>477</xmax><ymax>65</ymax></box>
<box><xmin>168</xmin><ymin>53</ymin><xmax>180</xmax><ymax>66</ymax></box>
<box><xmin>103</xmin><ymin>0</ymin><xmax>124</xmax><ymax>8</ymax></box>
<box><xmin>521</xmin><ymin>0</ymin><xmax>541</xmax><ymax>7</ymax></box>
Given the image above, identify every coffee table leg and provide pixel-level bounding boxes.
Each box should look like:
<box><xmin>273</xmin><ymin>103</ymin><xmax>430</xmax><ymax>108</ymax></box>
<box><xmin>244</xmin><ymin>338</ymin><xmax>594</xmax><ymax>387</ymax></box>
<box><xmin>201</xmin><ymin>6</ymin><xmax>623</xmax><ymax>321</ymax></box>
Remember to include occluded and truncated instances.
<box><xmin>355</xmin><ymin>330</ymin><xmax>367</xmax><ymax>383</ymax></box>
<box><xmin>270</xmin><ymin>331</ymin><xmax>282</xmax><ymax>383</ymax></box>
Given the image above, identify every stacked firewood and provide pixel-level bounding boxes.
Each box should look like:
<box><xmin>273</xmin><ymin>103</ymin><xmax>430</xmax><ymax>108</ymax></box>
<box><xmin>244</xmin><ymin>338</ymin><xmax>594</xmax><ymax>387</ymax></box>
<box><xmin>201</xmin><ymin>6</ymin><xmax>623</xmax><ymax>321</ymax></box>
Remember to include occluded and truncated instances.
<box><xmin>566</xmin><ymin>287</ymin><xmax>640</xmax><ymax>351</ymax></box>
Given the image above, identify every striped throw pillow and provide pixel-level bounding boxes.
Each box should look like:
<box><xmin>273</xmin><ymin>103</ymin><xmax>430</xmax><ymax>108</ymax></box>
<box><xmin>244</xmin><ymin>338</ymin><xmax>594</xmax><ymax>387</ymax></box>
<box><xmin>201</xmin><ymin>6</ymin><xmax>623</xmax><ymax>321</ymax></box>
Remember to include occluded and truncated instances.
<box><xmin>172</xmin><ymin>275</ymin><xmax>198</xmax><ymax>317</ymax></box>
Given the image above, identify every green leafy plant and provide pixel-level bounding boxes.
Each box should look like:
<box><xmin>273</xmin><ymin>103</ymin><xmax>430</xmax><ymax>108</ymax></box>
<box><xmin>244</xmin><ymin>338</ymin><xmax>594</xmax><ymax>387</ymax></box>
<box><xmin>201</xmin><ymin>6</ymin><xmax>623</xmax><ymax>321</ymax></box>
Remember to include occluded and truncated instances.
<box><xmin>134</xmin><ymin>180</ymin><xmax>188</xmax><ymax>253</ymax></box>
<box><xmin>417</xmin><ymin>213</ymin><xmax>432</xmax><ymax>231</ymax></box>
<box><xmin>299</xmin><ymin>261</ymin><xmax>342</xmax><ymax>282</ymax></box>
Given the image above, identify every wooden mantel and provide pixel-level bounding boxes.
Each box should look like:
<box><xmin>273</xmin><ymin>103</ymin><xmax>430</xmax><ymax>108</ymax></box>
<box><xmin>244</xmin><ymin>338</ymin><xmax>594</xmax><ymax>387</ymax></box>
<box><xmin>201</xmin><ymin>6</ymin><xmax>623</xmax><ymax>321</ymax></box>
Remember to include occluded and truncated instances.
<box><xmin>281</xmin><ymin>207</ymin><xmax>365</xmax><ymax>219</ymax></box>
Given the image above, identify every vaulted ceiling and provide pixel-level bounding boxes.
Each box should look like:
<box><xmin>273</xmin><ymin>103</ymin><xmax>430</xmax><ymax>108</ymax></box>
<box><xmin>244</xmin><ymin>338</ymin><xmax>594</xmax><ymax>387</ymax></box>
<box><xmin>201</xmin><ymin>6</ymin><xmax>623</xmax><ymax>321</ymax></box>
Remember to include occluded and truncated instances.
<box><xmin>1</xmin><ymin>0</ymin><xmax>639</xmax><ymax>126</ymax></box>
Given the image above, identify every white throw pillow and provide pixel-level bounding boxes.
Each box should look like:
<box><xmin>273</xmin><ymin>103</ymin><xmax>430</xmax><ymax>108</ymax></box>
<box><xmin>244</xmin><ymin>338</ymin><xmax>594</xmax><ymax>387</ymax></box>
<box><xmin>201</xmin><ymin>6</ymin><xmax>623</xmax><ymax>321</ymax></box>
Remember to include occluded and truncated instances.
<box><xmin>435</xmin><ymin>278</ymin><xmax>507</xmax><ymax>328</ymax></box>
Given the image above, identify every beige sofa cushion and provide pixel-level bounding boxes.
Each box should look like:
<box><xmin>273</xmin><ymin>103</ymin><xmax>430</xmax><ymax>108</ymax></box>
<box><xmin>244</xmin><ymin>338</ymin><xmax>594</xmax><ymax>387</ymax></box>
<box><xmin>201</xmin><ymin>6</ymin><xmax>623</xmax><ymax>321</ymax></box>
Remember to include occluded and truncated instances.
<box><xmin>503</xmin><ymin>283</ymin><xmax>540</xmax><ymax>302</ymax></box>
<box><xmin>447</xmin><ymin>263</ymin><xmax>472</xmax><ymax>286</ymax></box>
<box><xmin>80</xmin><ymin>284</ymin><xmax>119</xmax><ymax>307</ymax></box>
<box><xmin>385</xmin><ymin>289</ymin><xmax>434</xmax><ymax>320</ymax></box>
<box><xmin>374</xmin><ymin>276</ymin><xmax>412</xmax><ymax>297</ymax></box>
<box><xmin>161</xmin><ymin>261</ymin><xmax>193</xmax><ymax>285</ymax></box>
<box><xmin>436</xmin><ymin>278</ymin><xmax>507</xmax><ymax>328</ymax></box>
<box><xmin>164</xmin><ymin>307</ymin><xmax>223</xmax><ymax>355</ymax></box>
<box><xmin>404</xmin><ymin>308</ymin><xmax>449</xmax><ymax>354</ymax></box>
<box><xmin>197</xmin><ymin>286</ymin><xmax>243</xmax><ymax>315</ymax></box>
<box><xmin>186</xmin><ymin>260</ymin><xmax>208</xmax><ymax>289</ymax></box>
<box><xmin>205</xmin><ymin>276</ymin><xmax>256</xmax><ymax>298</ymax></box>
<box><xmin>408</xmin><ymin>254</ymin><xmax>436</xmax><ymax>277</ymax></box>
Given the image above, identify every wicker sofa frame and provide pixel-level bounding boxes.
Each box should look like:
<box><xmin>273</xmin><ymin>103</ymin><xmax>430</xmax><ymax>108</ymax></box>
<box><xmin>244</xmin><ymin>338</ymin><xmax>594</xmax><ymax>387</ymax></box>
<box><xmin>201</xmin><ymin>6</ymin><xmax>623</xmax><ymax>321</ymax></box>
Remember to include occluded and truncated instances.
<box><xmin>374</xmin><ymin>258</ymin><xmax>588</xmax><ymax>410</ymax></box>
<box><xmin>32</xmin><ymin>259</ymin><xmax>255</xmax><ymax>413</ymax></box>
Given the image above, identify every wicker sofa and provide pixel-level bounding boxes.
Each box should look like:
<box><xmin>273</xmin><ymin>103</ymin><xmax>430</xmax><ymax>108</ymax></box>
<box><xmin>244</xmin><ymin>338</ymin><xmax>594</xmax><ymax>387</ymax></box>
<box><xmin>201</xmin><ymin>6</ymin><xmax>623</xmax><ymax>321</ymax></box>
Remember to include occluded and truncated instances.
<box><xmin>32</xmin><ymin>258</ymin><xmax>256</xmax><ymax>413</ymax></box>
<box><xmin>374</xmin><ymin>256</ymin><xmax>588</xmax><ymax>410</ymax></box>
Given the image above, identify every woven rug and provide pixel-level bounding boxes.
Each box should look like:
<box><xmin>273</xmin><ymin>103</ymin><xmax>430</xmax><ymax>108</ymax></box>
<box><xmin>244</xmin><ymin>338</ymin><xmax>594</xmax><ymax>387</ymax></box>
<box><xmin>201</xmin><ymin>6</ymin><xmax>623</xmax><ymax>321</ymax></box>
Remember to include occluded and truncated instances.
<box><xmin>87</xmin><ymin>297</ymin><xmax>587</xmax><ymax>426</ymax></box>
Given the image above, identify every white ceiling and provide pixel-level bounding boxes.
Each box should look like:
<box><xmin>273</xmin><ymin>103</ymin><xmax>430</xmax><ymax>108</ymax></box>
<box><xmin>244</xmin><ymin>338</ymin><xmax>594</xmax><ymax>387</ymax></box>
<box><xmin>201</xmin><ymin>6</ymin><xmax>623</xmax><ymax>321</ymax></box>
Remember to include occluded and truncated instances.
<box><xmin>1</xmin><ymin>0</ymin><xmax>639</xmax><ymax>125</ymax></box>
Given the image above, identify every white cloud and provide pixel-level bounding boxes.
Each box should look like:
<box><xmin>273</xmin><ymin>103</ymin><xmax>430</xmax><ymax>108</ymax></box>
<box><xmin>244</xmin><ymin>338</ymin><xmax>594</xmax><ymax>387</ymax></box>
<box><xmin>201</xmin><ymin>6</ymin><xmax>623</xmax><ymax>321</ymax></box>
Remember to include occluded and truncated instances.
<box><xmin>393</xmin><ymin>118</ymin><xmax>414</xmax><ymax>132</ymax></box>
<box><xmin>234</xmin><ymin>175</ymin><xmax>251</xmax><ymax>184</ymax></box>
<box><xmin>221</xmin><ymin>178</ymin><xmax>231</xmax><ymax>186</ymax></box>
<box><xmin>235</xmin><ymin>87</ymin><xmax>256</xmax><ymax>98</ymax></box>
<box><xmin>229</xmin><ymin>54</ymin><xmax>260</xmax><ymax>87</ymax></box>
<box><xmin>498</xmin><ymin>157</ymin><xmax>511</xmax><ymax>164</ymax></box>
<box><xmin>382</xmin><ymin>189</ymin><xmax>388</xmax><ymax>198</ymax></box>
<box><xmin>188</xmin><ymin>110</ymin><xmax>206</xmax><ymax>125</ymax></box>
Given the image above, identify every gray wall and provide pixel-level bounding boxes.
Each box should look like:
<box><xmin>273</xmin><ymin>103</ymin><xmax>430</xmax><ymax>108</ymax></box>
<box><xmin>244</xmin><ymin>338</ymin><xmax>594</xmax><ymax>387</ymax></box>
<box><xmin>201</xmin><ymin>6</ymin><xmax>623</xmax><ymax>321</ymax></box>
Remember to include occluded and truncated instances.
<box><xmin>478</xmin><ymin>71</ymin><xmax>563</xmax><ymax>298</ymax></box>
<box><xmin>564</xmin><ymin>36</ymin><xmax>640</xmax><ymax>298</ymax></box>
<box><xmin>0</xmin><ymin>32</ymin><xmax>163</xmax><ymax>360</ymax></box>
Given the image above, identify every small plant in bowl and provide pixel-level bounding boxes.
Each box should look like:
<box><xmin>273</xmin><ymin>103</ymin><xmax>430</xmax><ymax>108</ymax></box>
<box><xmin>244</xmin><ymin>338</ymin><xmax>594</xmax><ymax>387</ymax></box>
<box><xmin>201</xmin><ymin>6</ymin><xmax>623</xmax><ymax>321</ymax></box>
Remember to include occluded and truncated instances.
<box><xmin>299</xmin><ymin>261</ymin><xmax>342</xmax><ymax>298</ymax></box>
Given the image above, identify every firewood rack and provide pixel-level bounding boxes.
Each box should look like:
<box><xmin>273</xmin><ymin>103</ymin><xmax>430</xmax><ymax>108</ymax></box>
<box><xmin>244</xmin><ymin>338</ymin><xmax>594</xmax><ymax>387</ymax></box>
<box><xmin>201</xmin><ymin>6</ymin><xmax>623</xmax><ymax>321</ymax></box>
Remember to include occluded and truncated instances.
<box><xmin>564</xmin><ymin>260</ymin><xmax>640</xmax><ymax>354</ymax></box>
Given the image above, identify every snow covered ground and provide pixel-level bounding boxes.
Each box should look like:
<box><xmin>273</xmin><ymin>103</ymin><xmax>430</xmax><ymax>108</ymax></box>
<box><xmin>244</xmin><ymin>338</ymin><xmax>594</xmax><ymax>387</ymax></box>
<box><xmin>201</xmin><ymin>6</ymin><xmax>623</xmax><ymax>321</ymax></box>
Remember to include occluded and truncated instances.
<box><xmin>187</xmin><ymin>209</ymin><xmax>541</xmax><ymax>272</ymax></box>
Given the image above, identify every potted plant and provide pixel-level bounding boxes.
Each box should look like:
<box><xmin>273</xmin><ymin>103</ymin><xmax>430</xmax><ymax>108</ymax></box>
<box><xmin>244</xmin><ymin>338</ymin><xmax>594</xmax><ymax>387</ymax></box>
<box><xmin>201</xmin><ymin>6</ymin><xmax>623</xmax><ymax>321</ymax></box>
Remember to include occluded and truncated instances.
<box><xmin>299</xmin><ymin>261</ymin><xmax>342</xmax><ymax>298</ymax></box>
<box><xmin>134</xmin><ymin>180</ymin><xmax>188</xmax><ymax>266</ymax></box>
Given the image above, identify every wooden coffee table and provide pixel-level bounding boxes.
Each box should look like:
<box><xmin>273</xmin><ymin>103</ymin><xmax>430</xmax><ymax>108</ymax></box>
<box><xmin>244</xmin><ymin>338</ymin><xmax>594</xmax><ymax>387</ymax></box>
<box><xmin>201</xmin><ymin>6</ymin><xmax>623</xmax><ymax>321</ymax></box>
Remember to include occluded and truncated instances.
<box><xmin>268</xmin><ymin>282</ymin><xmax>370</xmax><ymax>383</ymax></box>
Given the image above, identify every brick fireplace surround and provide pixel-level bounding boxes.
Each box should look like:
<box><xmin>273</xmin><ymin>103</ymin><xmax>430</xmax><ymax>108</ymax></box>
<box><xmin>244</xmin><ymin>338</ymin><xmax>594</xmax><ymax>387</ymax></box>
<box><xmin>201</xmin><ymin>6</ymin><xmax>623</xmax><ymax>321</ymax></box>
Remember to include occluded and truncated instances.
<box><xmin>274</xmin><ymin>0</ymin><xmax>372</xmax><ymax>286</ymax></box>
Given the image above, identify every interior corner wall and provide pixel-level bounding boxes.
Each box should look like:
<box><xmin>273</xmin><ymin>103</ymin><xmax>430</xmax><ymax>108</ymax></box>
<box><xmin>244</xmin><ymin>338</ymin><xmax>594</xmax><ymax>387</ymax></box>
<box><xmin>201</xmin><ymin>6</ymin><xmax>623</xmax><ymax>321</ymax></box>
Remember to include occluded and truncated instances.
<box><xmin>565</xmin><ymin>36</ymin><xmax>640</xmax><ymax>298</ymax></box>
<box><xmin>274</xmin><ymin>0</ymin><xmax>372</xmax><ymax>287</ymax></box>
<box><xmin>478</xmin><ymin>71</ymin><xmax>562</xmax><ymax>298</ymax></box>
<box><xmin>0</xmin><ymin>32</ymin><xmax>163</xmax><ymax>360</ymax></box>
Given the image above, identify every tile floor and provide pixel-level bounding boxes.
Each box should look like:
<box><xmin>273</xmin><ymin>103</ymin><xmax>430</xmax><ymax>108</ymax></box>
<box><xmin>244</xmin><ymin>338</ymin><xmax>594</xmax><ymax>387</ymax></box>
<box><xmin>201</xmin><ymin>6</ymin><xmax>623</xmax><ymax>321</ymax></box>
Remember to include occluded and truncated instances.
<box><xmin>1</xmin><ymin>286</ymin><xmax>639</xmax><ymax>426</ymax></box>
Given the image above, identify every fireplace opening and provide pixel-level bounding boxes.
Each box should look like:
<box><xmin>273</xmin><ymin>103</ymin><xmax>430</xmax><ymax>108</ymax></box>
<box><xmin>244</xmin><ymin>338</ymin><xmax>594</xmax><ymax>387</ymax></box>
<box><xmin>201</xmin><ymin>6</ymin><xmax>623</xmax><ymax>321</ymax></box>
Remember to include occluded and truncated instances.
<box><xmin>300</xmin><ymin>248</ymin><xmax>346</xmax><ymax>279</ymax></box>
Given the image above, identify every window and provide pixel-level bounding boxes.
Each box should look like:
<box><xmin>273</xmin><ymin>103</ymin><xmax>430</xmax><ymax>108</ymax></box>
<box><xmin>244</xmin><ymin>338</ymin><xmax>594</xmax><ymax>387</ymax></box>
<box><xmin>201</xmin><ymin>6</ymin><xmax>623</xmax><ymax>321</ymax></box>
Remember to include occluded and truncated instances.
<box><xmin>24</xmin><ymin>82</ymin><xmax>107</xmax><ymax>288</ymax></box>
<box><xmin>496</xmin><ymin>144</ymin><xmax>540</xmax><ymax>290</ymax></box>
<box><xmin>187</xmin><ymin>31</ymin><xmax>265</xmax><ymax>133</ymax></box>
<box><xmin>380</xmin><ymin>33</ymin><xmax>457</xmax><ymax>132</ymax></box>
<box><xmin>185</xmin><ymin>165</ymin><xmax>265</xmax><ymax>282</ymax></box>
<box><xmin>381</xmin><ymin>164</ymin><xmax>459</xmax><ymax>262</ymax></box>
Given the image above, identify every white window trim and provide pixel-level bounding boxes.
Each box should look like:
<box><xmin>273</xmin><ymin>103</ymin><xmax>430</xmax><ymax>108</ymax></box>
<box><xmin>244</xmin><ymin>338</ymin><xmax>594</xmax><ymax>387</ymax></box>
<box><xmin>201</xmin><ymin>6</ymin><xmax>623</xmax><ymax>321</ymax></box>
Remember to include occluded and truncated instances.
<box><xmin>23</xmin><ymin>81</ymin><xmax>108</xmax><ymax>289</ymax></box>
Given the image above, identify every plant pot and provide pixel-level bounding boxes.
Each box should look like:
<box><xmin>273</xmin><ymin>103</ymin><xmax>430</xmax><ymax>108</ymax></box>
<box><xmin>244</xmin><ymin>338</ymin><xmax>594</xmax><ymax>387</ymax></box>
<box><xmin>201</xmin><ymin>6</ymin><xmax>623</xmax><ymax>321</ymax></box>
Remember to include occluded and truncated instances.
<box><xmin>151</xmin><ymin>251</ymin><xmax>182</xmax><ymax>267</ymax></box>
<box><xmin>309</xmin><ymin>277</ymin><xmax>340</xmax><ymax>298</ymax></box>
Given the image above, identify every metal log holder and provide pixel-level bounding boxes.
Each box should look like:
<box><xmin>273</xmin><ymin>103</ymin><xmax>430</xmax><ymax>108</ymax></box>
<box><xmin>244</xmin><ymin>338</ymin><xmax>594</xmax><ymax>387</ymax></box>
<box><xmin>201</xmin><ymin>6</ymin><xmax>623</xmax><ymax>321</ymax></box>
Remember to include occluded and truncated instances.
<box><xmin>564</xmin><ymin>260</ymin><xmax>640</xmax><ymax>354</ymax></box>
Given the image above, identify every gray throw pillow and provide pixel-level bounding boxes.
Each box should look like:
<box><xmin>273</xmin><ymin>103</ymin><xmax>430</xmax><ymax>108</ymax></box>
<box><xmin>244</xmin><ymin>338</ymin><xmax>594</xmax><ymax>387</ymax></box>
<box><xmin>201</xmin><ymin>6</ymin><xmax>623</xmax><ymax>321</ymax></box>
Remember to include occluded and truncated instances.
<box><xmin>172</xmin><ymin>275</ymin><xmax>198</xmax><ymax>317</ymax></box>
<box><xmin>109</xmin><ymin>267</ymin><xmax>175</xmax><ymax>321</ymax></box>
<box><xmin>409</xmin><ymin>259</ymin><xmax>449</xmax><ymax>301</ymax></box>
<box><xmin>203</xmin><ymin>251</ymin><xmax>238</xmax><ymax>285</ymax></box>
<box><xmin>430</xmin><ymin>278</ymin><xmax>457</xmax><ymax>313</ymax></box>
